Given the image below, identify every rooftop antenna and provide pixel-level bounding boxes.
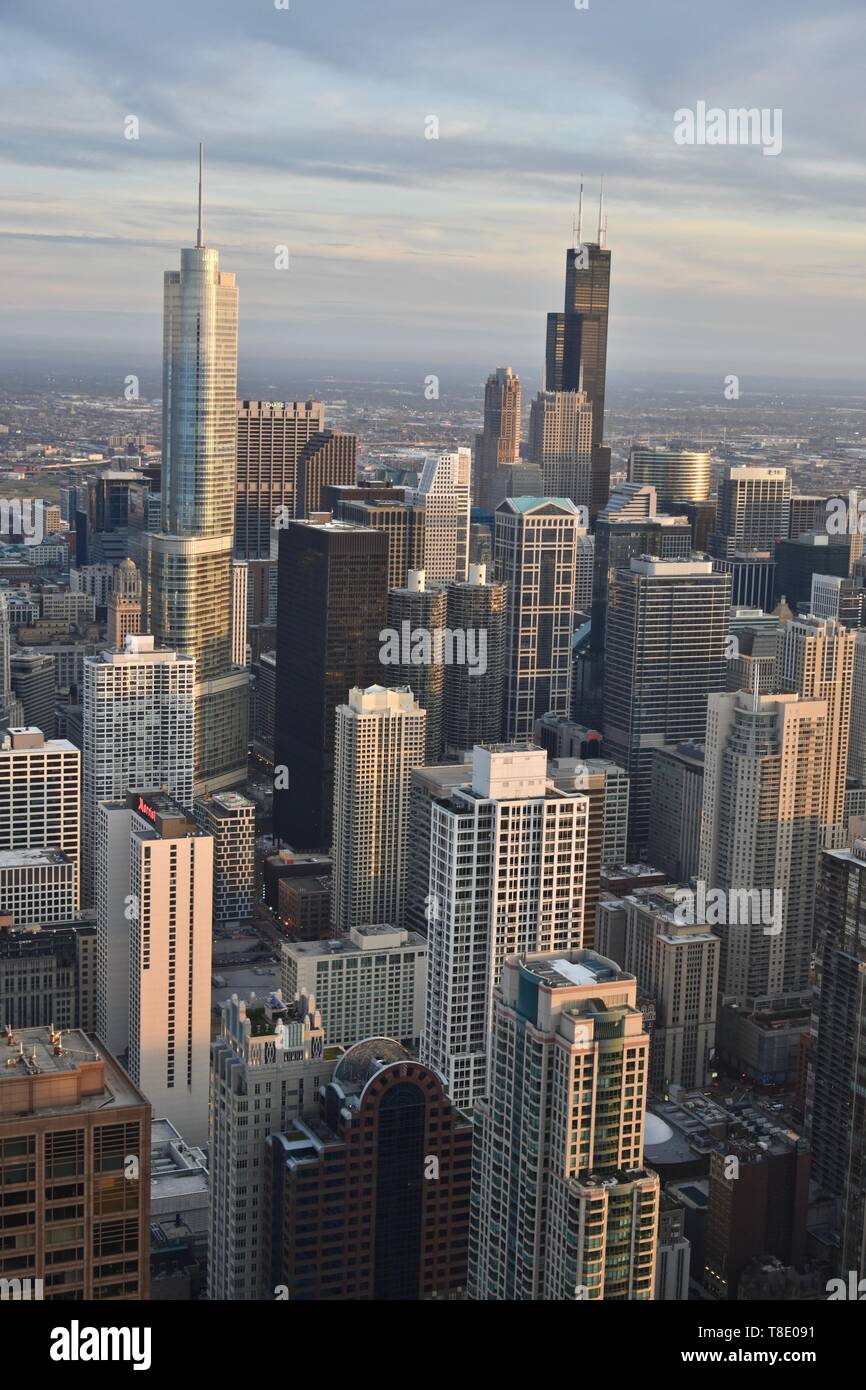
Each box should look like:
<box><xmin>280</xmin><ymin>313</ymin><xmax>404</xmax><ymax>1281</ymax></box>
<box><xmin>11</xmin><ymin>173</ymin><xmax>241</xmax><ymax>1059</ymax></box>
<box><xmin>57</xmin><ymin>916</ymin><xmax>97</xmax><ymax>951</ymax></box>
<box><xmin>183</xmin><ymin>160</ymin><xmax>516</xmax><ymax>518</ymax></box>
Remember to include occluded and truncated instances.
<box><xmin>577</xmin><ymin>177</ymin><xmax>584</xmax><ymax>244</ymax></box>
<box><xmin>196</xmin><ymin>143</ymin><xmax>204</xmax><ymax>249</ymax></box>
<box><xmin>597</xmin><ymin>176</ymin><xmax>605</xmax><ymax>244</ymax></box>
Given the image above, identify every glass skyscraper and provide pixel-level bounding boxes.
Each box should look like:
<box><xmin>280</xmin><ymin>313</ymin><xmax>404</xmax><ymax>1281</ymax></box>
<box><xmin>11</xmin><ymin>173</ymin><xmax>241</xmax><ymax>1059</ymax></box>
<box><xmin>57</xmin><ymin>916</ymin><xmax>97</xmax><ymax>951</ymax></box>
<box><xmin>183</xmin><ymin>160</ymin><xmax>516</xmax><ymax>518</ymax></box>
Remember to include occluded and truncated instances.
<box><xmin>146</xmin><ymin>150</ymin><xmax>248</xmax><ymax>791</ymax></box>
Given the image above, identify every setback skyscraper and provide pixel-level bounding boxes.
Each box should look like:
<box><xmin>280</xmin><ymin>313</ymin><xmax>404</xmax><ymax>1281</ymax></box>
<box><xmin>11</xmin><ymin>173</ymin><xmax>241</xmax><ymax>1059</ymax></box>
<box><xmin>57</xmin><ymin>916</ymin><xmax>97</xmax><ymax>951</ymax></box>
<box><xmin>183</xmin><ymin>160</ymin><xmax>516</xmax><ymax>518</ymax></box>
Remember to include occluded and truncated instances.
<box><xmin>147</xmin><ymin>148</ymin><xmax>248</xmax><ymax>792</ymax></box>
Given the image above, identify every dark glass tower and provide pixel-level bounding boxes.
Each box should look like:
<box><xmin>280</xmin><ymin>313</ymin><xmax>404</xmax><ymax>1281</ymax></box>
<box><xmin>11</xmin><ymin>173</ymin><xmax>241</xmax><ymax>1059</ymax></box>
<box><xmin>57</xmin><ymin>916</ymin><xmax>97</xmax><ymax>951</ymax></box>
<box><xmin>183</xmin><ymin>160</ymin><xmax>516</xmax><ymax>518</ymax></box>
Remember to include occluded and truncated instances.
<box><xmin>545</xmin><ymin>204</ymin><xmax>612</xmax><ymax>515</ymax></box>
<box><xmin>265</xmin><ymin>1040</ymin><xmax>472</xmax><ymax>1301</ymax></box>
<box><xmin>274</xmin><ymin>520</ymin><xmax>387</xmax><ymax>849</ymax></box>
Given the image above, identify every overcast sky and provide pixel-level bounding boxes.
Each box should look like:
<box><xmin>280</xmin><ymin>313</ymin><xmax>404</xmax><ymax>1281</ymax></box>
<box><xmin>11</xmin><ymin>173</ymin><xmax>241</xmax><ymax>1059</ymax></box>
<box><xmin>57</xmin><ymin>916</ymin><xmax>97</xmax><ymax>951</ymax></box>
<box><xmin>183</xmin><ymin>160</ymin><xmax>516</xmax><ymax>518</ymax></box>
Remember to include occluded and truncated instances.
<box><xmin>0</xmin><ymin>0</ymin><xmax>863</xmax><ymax>385</ymax></box>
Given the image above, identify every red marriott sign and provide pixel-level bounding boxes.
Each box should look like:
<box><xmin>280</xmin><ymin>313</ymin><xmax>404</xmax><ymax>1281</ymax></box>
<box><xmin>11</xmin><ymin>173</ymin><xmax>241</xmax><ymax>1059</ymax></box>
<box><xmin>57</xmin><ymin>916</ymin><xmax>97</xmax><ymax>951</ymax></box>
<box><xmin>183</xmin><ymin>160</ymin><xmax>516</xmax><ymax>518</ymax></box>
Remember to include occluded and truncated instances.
<box><xmin>137</xmin><ymin>796</ymin><xmax>158</xmax><ymax>824</ymax></box>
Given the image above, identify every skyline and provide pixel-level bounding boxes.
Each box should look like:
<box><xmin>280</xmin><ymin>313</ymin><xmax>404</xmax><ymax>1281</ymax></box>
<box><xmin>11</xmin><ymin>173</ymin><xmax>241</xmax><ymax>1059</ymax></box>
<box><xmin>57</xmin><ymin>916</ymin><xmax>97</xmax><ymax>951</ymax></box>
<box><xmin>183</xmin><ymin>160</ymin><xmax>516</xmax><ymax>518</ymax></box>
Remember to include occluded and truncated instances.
<box><xmin>1</xmin><ymin>0</ymin><xmax>864</xmax><ymax>380</ymax></box>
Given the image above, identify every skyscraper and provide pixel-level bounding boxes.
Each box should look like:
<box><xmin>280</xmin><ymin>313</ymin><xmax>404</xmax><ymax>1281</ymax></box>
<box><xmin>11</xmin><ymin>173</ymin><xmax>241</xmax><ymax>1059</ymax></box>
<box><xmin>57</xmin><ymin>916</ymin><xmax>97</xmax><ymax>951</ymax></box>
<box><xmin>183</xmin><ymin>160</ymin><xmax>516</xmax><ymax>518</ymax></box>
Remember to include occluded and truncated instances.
<box><xmin>442</xmin><ymin>563</ymin><xmax>506</xmax><ymax>758</ymax></box>
<box><xmin>474</xmin><ymin>366</ymin><xmax>522</xmax><ymax>509</ymax></box>
<box><xmin>809</xmin><ymin>839</ymin><xmax>866</xmax><ymax>1208</ymax></box>
<box><xmin>107</xmin><ymin>557</ymin><xmax>142</xmax><ymax>648</ymax></box>
<box><xmin>332</xmin><ymin>685</ymin><xmax>427</xmax><ymax>933</ymax></box>
<box><xmin>495</xmin><ymin>496</ymin><xmax>581</xmax><ymax>741</ymax></box>
<box><xmin>274</xmin><ymin>520</ymin><xmax>388</xmax><ymax>849</ymax></box>
<box><xmin>710</xmin><ymin>465</ymin><xmax>792</xmax><ymax>558</ymax></box>
<box><xmin>603</xmin><ymin>557</ymin><xmax>730</xmax><ymax>855</ymax></box>
<box><xmin>469</xmin><ymin>950</ymin><xmax>659</xmax><ymax>1301</ymax></box>
<box><xmin>545</xmin><ymin>195</ymin><xmax>612</xmax><ymax>514</ymax></box>
<box><xmin>384</xmin><ymin>572</ymin><xmax>446</xmax><ymax>762</ymax></box>
<box><xmin>147</xmin><ymin>148</ymin><xmax>248</xmax><ymax>792</ymax></box>
<box><xmin>208</xmin><ymin>990</ymin><xmax>337</xmax><ymax>1301</ymax></box>
<box><xmin>421</xmin><ymin>744</ymin><xmax>589</xmax><ymax>1110</ymax></box>
<box><xmin>234</xmin><ymin>399</ymin><xmax>325</xmax><ymax>557</ymax></box>
<box><xmin>700</xmin><ymin>691</ymin><xmax>827</xmax><ymax>1002</ymax></box>
<box><xmin>296</xmin><ymin>429</ymin><xmax>358</xmax><ymax>518</ymax></box>
<box><xmin>412</xmin><ymin>448</ymin><xmax>471</xmax><ymax>583</ymax></box>
<box><xmin>193</xmin><ymin>790</ymin><xmax>256</xmax><ymax>925</ymax></box>
<box><xmin>0</xmin><ymin>1026</ymin><xmax>151</xmax><ymax>1302</ymax></box>
<box><xmin>778</xmin><ymin>614</ymin><xmax>856</xmax><ymax>849</ymax></box>
<box><xmin>107</xmin><ymin>790</ymin><xmax>213</xmax><ymax>1146</ymax></box>
<box><xmin>265</xmin><ymin>1040</ymin><xmax>472</xmax><ymax>1301</ymax></box>
<box><xmin>0</xmin><ymin>726</ymin><xmax>80</xmax><ymax>913</ymax></box>
<box><xmin>628</xmin><ymin>446</ymin><xmax>711</xmax><ymax>507</ymax></box>
<box><xmin>527</xmin><ymin>388</ymin><xmax>594</xmax><ymax>508</ymax></box>
<box><xmin>82</xmin><ymin>635</ymin><xmax>195</xmax><ymax>905</ymax></box>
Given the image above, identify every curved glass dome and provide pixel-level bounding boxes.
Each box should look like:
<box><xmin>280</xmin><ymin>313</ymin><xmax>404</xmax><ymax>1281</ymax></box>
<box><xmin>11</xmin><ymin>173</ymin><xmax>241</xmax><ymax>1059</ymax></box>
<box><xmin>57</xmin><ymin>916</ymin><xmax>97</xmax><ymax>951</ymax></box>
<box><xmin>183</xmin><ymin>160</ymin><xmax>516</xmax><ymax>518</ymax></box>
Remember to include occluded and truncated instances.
<box><xmin>332</xmin><ymin>1038</ymin><xmax>410</xmax><ymax>1091</ymax></box>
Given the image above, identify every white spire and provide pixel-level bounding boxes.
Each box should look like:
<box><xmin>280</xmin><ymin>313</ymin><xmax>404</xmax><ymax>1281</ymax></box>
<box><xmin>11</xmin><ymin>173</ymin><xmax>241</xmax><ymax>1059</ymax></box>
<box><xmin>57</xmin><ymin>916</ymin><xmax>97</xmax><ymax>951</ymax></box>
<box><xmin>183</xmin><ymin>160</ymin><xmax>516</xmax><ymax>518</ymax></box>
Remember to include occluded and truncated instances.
<box><xmin>196</xmin><ymin>143</ymin><xmax>204</xmax><ymax>248</ymax></box>
<box><xmin>597</xmin><ymin>176</ymin><xmax>605</xmax><ymax>244</ymax></box>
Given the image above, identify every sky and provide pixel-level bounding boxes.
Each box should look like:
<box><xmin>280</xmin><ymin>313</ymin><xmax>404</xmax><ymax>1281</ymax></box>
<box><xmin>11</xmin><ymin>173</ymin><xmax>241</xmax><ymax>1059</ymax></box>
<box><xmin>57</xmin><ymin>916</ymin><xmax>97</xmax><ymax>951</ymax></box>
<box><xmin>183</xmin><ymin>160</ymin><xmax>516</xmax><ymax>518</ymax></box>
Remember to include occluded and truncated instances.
<box><xmin>0</xmin><ymin>0</ymin><xmax>864</xmax><ymax>387</ymax></box>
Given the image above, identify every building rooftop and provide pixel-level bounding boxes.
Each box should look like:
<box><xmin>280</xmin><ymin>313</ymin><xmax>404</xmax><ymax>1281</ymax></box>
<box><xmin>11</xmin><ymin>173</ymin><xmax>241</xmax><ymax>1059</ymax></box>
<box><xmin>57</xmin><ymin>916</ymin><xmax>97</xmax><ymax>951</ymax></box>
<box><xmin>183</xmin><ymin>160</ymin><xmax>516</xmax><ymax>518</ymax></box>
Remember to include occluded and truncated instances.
<box><xmin>285</xmin><ymin>926</ymin><xmax>425</xmax><ymax>957</ymax></box>
<box><xmin>0</xmin><ymin>1026</ymin><xmax>147</xmax><ymax>1116</ymax></box>
<box><xmin>0</xmin><ymin>847</ymin><xmax>72</xmax><ymax>868</ymax></box>
<box><xmin>522</xmin><ymin>950</ymin><xmax>624</xmax><ymax>989</ymax></box>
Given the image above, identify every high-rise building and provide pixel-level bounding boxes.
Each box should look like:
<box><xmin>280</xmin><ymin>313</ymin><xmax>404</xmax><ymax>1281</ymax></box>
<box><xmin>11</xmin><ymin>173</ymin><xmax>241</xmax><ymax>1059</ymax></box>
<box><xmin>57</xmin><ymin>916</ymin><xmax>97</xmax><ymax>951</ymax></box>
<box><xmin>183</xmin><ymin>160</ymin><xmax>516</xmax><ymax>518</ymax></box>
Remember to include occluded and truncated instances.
<box><xmin>545</xmin><ymin>209</ymin><xmax>612</xmax><ymax>513</ymax></box>
<box><xmin>208</xmin><ymin>990</ymin><xmax>337</xmax><ymax>1301</ymax></box>
<box><xmin>526</xmin><ymin>389</ymin><xmax>593</xmax><ymax>508</ymax></box>
<box><xmin>810</xmin><ymin>572</ymin><xmax>866</xmax><ymax>628</ymax></box>
<box><xmin>274</xmin><ymin>521</ymin><xmax>388</xmax><ymax>849</ymax></box>
<box><xmin>0</xmin><ymin>726</ymin><xmax>80</xmax><ymax>911</ymax></box>
<box><xmin>590</xmin><ymin>484</ymin><xmax>693</xmax><ymax>653</ymax></box>
<box><xmin>711</xmin><ymin>552</ymin><xmax>776</xmax><ymax>611</ymax></box>
<box><xmin>627</xmin><ymin>446</ymin><xmax>711</xmax><ymax>506</ymax></box>
<box><xmin>9</xmin><ymin>651</ymin><xmax>55</xmax><ymax>738</ymax></box>
<box><xmin>647</xmin><ymin>741</ymin><xmax>705</xmax><ymax>884</ymax></box>
<box><xmin>194</xmin><ymin>790</ymin><xmax>255</xmax><ymax>925</ymax></box>
<box><xmin>265</xmin><ymin>1040</ymin><xmax>472</xmax><ymax>1301</ymax></box>
<box><xmin>146</xmin><ymin>152</ymin><xmax>248</xmax><ymax>791</ymax></box>
<box><xmin>809</xmin><ymin>839</ymin><xmax>866</xmax><ymax>1210</ymax></box>
<box><xmin>0</xmin><ymin>1026</ymin><xmax>150</xmax><ymax>1301</ymax></box>
<box><xmin>773</xmin><ymin>532</ymin><xmax>852</xmax><ymax>611</ymax></box>
<box><xmin>281</xmin><ymin>925</ymin><xmax>427</xmax><ymax>1049</ymax></box>
<box><xmin>331</xmin><ymin>484</ymin><xmax>426</xmax><ymax>590</ymax></box>
<box><xmin>82</xmin><ymin>634</ymin><xmax>194</xmax><ymax>904</ymax></box>
<box><xmin>778</xmin><ymin>614</ymin><xmax>856</xmax><ymax>848</ymax></box>
<box><xmin>849</xmin><ymin>630</ymin><xmax>866</xmax><ymax>785</ymax></box>
<box><xmin>495</xmin><ymin>496</ymin><xmax>581</xmax><ymax>740</ymax></box>
<box><xmin>0</xmin><ymin>849</ymin><xmax>77</xmax><ymax>926</ymax></box>
<box><xmin>107</xmin><ymin>557</ymin><xmax>142</xmax><ymax>648</ymax></box>
<box><xmin>700</xmin><ymin>691</ymin><xmax>827</xmax><ymax>1002</ymax></box>
<box><xmin>412</xmin><ymin>449</ymin><xmax>471</xmax><ymax>583</ymax></box>
<box><xmin>384</xmin><ymin>573</ymin><xmax>446</xmax><ymax>763</ymax></box>
<box><xmin>332</xmin><ymin>685</ymin><xmax>426</xmax><ymax>932</ymax></box>
<box><xmin>421</xmin><ymin>744</ymin><xmax>589</xmax><ymax>1110</ymax></box>
<box><xmin>296</xmin><ymin>429</ymin><xmax>358</xmax><ymax>518</ymax></box>
<box><xmin>0</xmin><ymin>920</ymin><xmax>96</xmax><ymax>1033</ymax></box>
<box><xmin>710</xmin><ymin>465</ymin><xmax>792</xmax><ymax>559</ymax></box>
<box><xmin>603</xmin><ymin>558</ymin><xmax>730</xmax><ymax>856</ymax></box>
<box><xmin>474</xmin><ymin>366</ymin><xmax>521</xmax><ymax>509</ymax></box>
<box><xmin>405</xmin><ymin>761</ymin><xmax>472</xmax><ymax>938</ymax></box>
<box><xmin>703</xmin><ymin>1116</ymin><xmax>809</xmax><ymax>1300</ymax></box>
<box><xmin>442</xmin><ymin>563</ymin><xmax>506</xmax><ymax>758</ymax></box>
<box><xmin>102</xmin><ymin>791</ymin><xmax>213</xmax><ymax>1146</ymax></box>
<box><xmin>229</xmin><ymin>558</ymin><xmax>249</xmax><ymax>670</ymax></box>
<box><xmin>234</xmin><ymin>399</ymin><xmax>325</xmax><ymax>558</ymax></box>
<box><xmin>469</xmin><ymin>950</ymin><xmax>659</xmax><ymax>1301</ymax></box>
<box><xmin>618</xmin><ymin>885</ymin><xmax>719</xmax><ymax>1091</ymax></box>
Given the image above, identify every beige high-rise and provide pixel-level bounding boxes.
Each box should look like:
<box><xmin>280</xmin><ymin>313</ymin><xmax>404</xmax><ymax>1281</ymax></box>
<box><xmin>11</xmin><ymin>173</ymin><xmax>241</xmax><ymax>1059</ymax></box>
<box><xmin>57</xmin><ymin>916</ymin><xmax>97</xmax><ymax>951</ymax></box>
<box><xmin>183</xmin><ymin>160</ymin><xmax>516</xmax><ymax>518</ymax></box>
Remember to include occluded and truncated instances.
<box><xmin>469</xmin><ymin>950</ymin><xmax>658</xmax><ymax>1300</ymax></box>
<box><xmin>778</xmin><ymin>615</ymin><xmax>855</xmax><ymax>849</ymax></box>
<box><xmin>332</xmin><ymin>686</ymin><xmax>427</xmax><ymax>933</ymax></box>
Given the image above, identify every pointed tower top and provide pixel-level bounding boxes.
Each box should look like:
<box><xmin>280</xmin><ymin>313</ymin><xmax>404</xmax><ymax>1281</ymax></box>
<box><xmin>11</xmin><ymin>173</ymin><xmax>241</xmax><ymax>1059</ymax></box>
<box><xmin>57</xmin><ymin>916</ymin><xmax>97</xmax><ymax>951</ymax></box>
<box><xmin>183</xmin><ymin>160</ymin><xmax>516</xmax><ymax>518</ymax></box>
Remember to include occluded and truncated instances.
<box><xmin>196</xmin><ymin>143</ymin><xmax>204</xmax><ymax>248</ymax></box>
<box><xmin>597</xmin><ymin>176</ymin><xmax>605</xmax><ymax>244</ymax></box>
<box><xmin>577</xmin><ymin>178</ymin><xmax>584</xmax><ymax>244</ymax></box>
